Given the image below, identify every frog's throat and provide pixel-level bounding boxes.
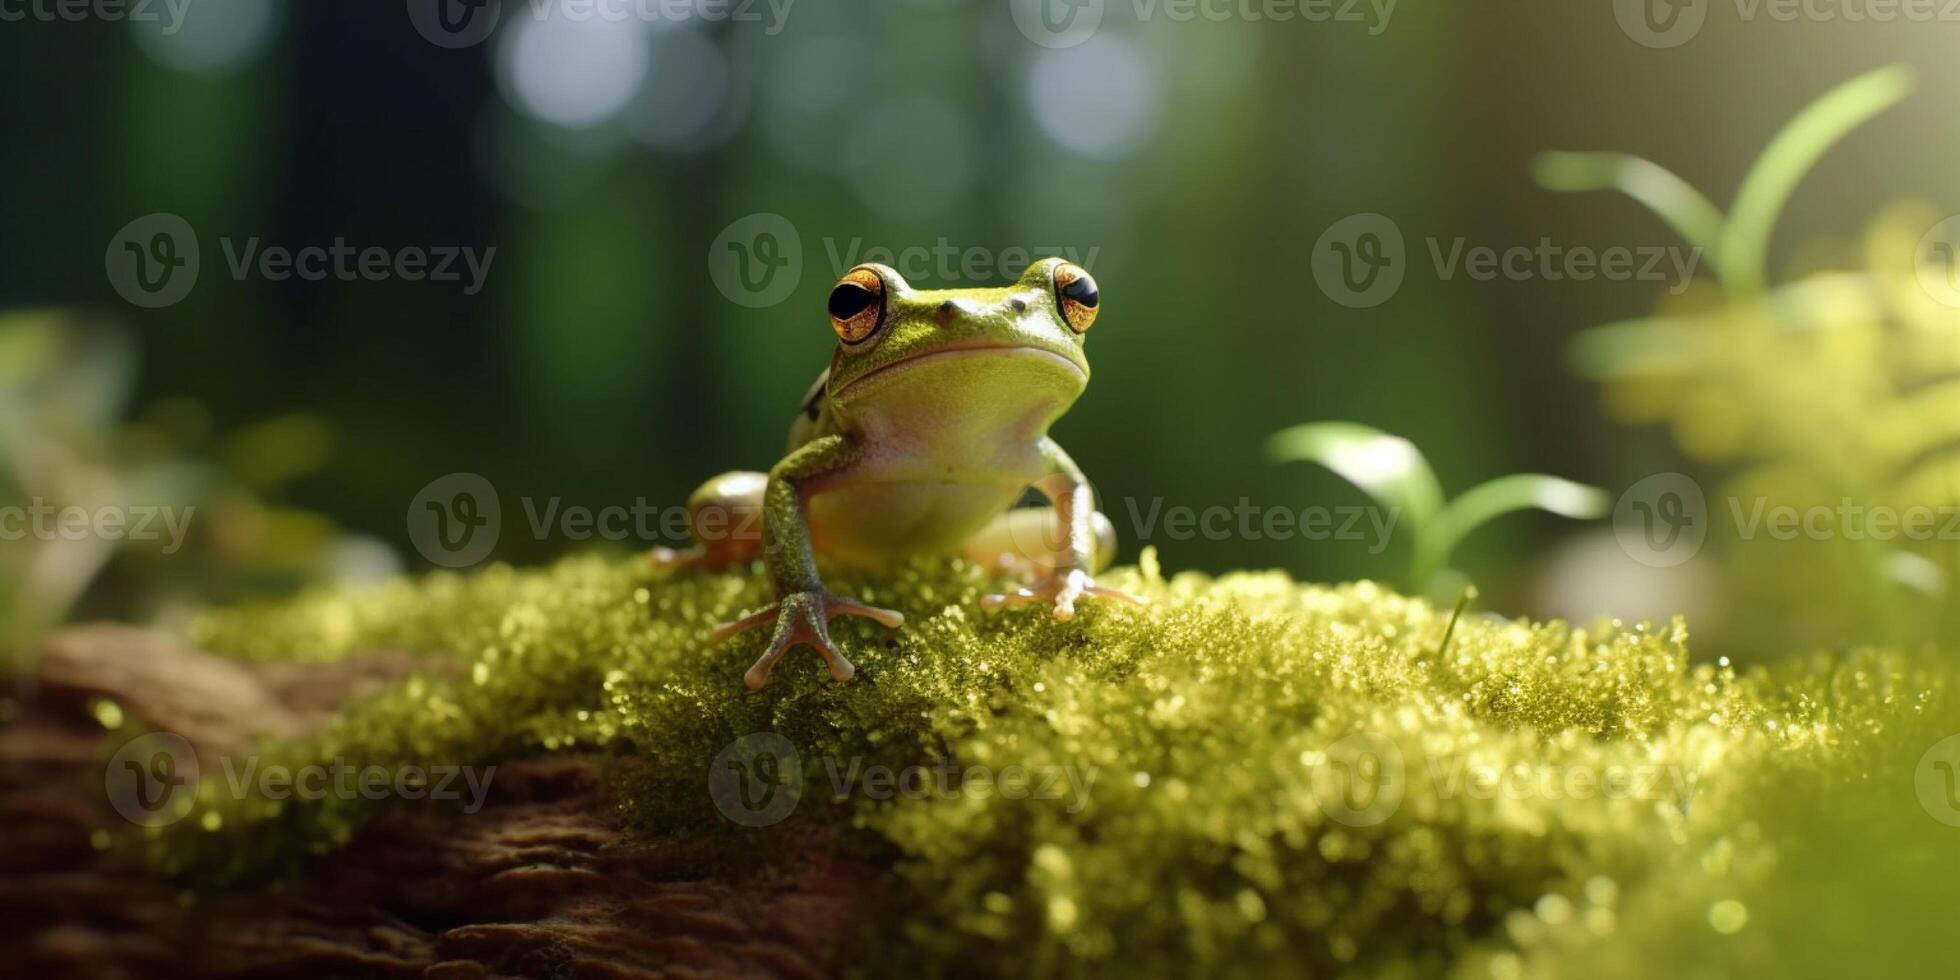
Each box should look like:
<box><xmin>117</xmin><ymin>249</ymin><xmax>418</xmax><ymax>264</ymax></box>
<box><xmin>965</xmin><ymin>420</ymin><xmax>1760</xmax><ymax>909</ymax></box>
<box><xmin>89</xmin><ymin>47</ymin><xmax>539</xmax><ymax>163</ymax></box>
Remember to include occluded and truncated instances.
<box><xmin>832</xmin><ymin>343</ymin><xmax>1086</xmax><ymax>398</ymax></box>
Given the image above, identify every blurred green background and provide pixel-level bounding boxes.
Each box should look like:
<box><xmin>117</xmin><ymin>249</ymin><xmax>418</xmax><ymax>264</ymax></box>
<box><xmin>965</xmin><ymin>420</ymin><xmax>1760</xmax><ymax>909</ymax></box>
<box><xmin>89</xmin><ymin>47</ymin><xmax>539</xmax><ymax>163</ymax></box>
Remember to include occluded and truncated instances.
<box><xmin>5</xmin><ymin>0</ymin><xmax>1959</xmax><ymax>660</ymax></box>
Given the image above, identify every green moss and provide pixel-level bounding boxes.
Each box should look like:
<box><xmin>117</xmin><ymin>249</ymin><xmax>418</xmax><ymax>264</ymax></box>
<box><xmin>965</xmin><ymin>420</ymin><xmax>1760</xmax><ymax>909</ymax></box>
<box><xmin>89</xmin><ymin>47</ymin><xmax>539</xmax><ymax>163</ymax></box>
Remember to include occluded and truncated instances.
<box><xmin>160</xmin><ymin>552</ymin><xmax>1959</xmax><ymax>977</ymax></box>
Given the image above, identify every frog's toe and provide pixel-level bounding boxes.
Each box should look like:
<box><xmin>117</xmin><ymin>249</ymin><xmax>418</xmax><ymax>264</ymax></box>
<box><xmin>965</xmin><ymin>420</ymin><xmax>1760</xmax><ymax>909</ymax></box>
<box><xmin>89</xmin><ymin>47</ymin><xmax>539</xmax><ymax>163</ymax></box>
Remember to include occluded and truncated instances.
<box><xmin>744</xmin><ymin>612</ymin><xmax>857</xmax><ymax>690</ymax></box>
<box><xmin>824</xmin><ymin>597</ymin><xmax>906</xmax><ymax>629</ymax></box>
<box><xmin>708</xmin><ymin>602</ymin><xmax>781</xmax><ymax>644</ymax></box>
<box><xmin>983</xmin><ymin>569</ymin><xmax>1148</xmax><ymax>621</ymax></box>
<box><xmin>720</xmin><ymin>592</ymin><xmax>902</xmax><ymax>690</ymax></box>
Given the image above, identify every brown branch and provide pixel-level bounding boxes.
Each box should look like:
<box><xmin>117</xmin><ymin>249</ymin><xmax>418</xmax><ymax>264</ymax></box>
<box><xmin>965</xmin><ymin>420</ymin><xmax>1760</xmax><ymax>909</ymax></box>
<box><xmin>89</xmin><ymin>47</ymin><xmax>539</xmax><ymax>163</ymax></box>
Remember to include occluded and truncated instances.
<box><xmin>0</xmin><ymin>626</ymin><xmax>868</xmax><ymax>979</ymax></box>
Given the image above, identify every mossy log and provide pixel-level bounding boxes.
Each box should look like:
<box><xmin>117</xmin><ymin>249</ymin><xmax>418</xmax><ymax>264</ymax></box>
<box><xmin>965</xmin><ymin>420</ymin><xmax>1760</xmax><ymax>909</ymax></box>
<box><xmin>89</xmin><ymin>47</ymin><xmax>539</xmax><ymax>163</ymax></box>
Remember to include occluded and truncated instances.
<box><xmin>0</xmin><ymin>625</ymin><xmax>865</xmax><ymax>979</ymax></box>
<box><xmin>4</xmin><ymin>556</ymin><xmax>1957</xmax><ymax>978</ymax></box>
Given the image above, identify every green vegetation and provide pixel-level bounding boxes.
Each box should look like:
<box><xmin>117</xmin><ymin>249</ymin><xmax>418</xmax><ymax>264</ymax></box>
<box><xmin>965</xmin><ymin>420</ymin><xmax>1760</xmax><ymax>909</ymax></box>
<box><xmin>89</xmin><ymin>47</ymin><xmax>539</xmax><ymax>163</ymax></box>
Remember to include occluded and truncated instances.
<box><xmin>1269</xmin><ymin>421</ymin><xmax>1609</xmax><ymax>598</ymax></box>
<box><xmin>105</xmin><ymin>551</ymin><xmax>1959</xmax><ymax>977</ymax></box>
<box><xmin>1539</xmin><ymin>64</ymin><xmax>1960</xmax><ymax>652</ymax></box>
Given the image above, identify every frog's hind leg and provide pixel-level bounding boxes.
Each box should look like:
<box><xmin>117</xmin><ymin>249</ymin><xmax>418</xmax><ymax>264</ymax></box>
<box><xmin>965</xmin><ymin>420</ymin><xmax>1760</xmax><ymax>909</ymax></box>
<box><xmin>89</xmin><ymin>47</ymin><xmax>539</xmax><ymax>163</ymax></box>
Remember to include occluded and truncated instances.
<box><xmin>959</xmin><ymin>506</ymin><xmax>1117</xmax><ymax>576</ymax></box>
<box><xmin>650</xmin><ymin>471</ymin><xmax>768</xmax><ymax>572</ymax></box>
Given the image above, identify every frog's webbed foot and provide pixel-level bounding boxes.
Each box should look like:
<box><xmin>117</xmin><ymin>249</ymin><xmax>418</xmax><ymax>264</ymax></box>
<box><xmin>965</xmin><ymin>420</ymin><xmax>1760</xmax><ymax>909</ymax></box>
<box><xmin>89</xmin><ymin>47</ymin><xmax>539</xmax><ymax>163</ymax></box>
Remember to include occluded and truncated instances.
<box><xmin>710</xmin><ymin>591</ymin><xmax>905</xmax><ymax>690</ymax></box>
<box><xmin>982</xmin><ymin>568</ymin><xmax>1148</xmax><ymax>622</ymax></box>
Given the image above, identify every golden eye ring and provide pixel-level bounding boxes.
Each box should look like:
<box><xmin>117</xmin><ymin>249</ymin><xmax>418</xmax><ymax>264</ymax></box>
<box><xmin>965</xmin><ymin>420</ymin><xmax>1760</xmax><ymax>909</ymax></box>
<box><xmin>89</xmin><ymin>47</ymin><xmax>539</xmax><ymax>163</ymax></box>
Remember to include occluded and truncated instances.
<box><xmin>828</xmin><ymin>267</ymin><xmax>885</xmax><ymax>343</ymax></box>
<box><xmin>1054</xmin><ymin>262</ymin><xmax>1099</xmax><ymax>333</ymax></box>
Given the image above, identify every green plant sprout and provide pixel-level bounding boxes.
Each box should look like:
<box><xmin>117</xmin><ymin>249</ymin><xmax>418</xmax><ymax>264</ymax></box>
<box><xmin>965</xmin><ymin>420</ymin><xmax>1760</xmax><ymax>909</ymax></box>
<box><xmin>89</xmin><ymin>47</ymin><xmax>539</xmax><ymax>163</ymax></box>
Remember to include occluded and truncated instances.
<box><xmin>1532</xmin><ymin>63</ymin><xmax>1960</xmax><ymax>648</ymax></box>
<box><xmin>1268</xmin><ymin>421</ymin><xmax>1608</xmax><ymax>594</ymax></box>
<box><xmin>1534</xmin><ymin>63</ymin><xmax>1912</xmax><ymax>299</ymax></box>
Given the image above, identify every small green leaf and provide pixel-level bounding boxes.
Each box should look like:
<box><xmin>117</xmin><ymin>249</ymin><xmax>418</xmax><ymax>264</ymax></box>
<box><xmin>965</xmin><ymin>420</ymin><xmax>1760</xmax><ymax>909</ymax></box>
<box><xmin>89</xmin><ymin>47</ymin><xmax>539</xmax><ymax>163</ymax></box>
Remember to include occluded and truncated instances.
<box><xmin>1533</xmin><ymin>151</ymin><xmax>1727</xmax><ymax>279</ymax></box>
<box><xmin>1268</xmin><ymin>422</ymin><xmax>1444</xmax><ymax>532</ymax></box>
<box><xmin>1722</xmin><ymin>64</ymin><xmax>1913</xmax><ymax>297</ymax></box>
<box><xmin>1422</xmin><ymin>475</ymin><xmax>1609</xmax><ymax>586</ymax></box>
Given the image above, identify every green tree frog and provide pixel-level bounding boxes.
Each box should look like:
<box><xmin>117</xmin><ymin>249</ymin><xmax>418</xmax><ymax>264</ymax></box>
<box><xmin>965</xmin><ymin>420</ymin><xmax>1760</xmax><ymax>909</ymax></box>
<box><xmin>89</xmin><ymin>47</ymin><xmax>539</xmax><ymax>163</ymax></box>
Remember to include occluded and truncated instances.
<box><xmin>654</xmin><ymin>257</ymin><xmax>1144</xmax><ymax>689</ymax></box>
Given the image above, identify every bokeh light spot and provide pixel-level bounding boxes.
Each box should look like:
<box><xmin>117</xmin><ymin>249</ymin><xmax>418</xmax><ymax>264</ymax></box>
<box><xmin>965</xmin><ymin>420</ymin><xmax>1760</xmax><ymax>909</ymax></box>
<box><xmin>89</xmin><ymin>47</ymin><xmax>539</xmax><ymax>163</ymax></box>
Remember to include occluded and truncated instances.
<box><xmin>498</xmin><ymin>13</ymin><xmax>649</xmax><ymax>129</ymax></box>
<box><xmin>1027</xmin><ymin>35</ymin><xmax>1162</xmax><ymax>160</ymax></box>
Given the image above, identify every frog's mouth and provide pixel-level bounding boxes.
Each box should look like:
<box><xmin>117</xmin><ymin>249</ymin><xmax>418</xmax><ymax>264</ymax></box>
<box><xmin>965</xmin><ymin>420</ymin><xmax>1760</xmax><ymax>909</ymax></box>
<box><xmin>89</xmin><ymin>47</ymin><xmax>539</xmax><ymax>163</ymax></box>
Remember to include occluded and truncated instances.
<box><xmin>834</xmin><ymin>342</ymin><xmax>1087</xmax><ymax>397</ymax></box>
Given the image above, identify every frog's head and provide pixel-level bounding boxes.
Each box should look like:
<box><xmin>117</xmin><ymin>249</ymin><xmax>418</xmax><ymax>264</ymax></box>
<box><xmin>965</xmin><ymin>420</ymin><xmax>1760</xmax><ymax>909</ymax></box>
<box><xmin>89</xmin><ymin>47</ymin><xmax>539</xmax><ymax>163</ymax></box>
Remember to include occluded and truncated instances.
<box><xmin>821</xmin><ymin>258</ymin><xmax>1098</xmax><ymax>414</ymax></box>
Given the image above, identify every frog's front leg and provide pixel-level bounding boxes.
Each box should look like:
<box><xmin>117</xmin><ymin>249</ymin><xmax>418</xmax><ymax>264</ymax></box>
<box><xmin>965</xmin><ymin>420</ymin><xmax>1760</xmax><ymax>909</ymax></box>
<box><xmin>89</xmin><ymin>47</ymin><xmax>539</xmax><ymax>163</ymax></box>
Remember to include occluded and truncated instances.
<box><xmin>707</xmin><ymin>435</ymin><xmax>904</xmax><ymax>690</ymax></box>
<box><xmin>980</xmin><ymin>439</ymin><xmax>1148</xmax><ymax>620</ymax></box>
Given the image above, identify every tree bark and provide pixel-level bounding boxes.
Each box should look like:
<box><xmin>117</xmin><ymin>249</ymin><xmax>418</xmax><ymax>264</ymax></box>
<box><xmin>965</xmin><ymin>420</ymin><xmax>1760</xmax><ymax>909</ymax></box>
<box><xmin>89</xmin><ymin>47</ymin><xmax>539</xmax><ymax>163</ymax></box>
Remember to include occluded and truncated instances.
<box><xmin>0</xmin><ymin>625</ymin><xmax>868</xmax><ymax>980</ymax></box>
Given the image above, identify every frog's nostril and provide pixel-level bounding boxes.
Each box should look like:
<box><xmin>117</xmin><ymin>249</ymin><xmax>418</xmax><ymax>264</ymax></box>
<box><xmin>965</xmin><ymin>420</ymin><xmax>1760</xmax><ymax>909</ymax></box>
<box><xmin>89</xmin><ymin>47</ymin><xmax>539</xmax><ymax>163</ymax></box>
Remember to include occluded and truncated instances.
<box><xmin>1009</xmin><ymin>298</ymin><xmax>1028</xmax><ymax>312</ymax></box>
<box><xmin>935</xmin><ymin>300</ymin><xmax>959</xmax><ymax>325</ymax></box>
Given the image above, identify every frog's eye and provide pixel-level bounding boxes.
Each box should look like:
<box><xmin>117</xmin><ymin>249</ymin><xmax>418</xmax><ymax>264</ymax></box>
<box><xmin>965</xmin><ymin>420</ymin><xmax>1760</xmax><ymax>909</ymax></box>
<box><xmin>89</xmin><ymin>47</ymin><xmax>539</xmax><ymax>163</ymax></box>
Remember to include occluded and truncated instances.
<box><xmin>1054</xmin><ymin>262</ymin><xmax>1099</xmax><ymax>333</ymax></box>
<box><xmin>828</xmin><ymin>268</ymin><xmax>885</xmax><ymax>344</ymax></box>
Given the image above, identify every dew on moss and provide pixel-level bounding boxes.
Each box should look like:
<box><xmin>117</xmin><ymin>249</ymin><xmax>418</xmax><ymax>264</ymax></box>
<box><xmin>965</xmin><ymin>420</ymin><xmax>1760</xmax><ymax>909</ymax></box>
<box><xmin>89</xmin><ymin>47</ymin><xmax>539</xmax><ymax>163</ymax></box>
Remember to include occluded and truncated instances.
<box><xmin>143</xmin><ymin>552</ymin><xmax>1960</xmax><ymax>978</ymax></box>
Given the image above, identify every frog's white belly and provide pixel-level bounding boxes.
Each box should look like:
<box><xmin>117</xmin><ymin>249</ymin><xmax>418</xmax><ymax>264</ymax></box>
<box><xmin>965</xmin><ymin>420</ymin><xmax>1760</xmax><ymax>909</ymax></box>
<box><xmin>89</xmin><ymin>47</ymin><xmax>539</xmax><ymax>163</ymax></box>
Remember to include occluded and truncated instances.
<box><xmin>798</xmin><ymin>343</ymin><xmax>1084</xmax><ymax>565</ymax></box>
<box><xmin>808</xmin><ymin>478</ymin><xmax>1027</xmax><ymax>564</ymax></box>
